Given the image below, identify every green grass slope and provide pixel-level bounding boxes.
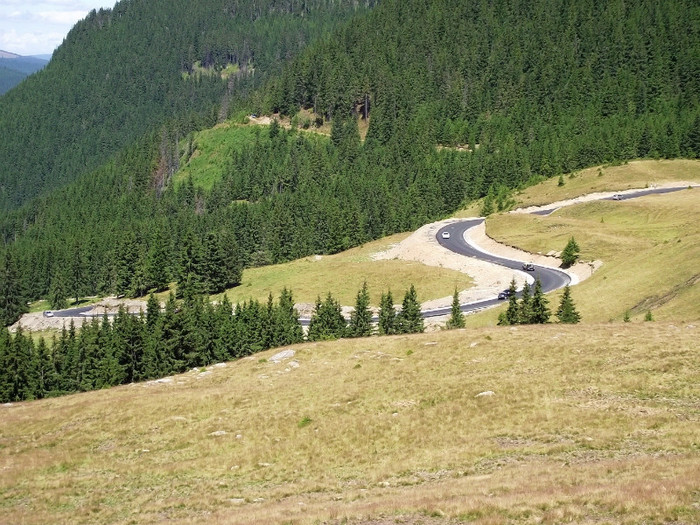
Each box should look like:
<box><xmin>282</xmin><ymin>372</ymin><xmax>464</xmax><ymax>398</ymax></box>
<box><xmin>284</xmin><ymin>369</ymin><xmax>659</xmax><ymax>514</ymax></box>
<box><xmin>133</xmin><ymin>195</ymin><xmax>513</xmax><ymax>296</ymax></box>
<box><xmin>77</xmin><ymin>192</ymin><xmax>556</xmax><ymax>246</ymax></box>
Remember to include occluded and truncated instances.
<box><xmin>479</xmin><ymin>160</ymin><xmax>699</xmax><ymax>324</ymax></box>
<box><xmin>1</xmin><ymin>323</ymin><xmax>698</xmax><ymax>524</ymax></box>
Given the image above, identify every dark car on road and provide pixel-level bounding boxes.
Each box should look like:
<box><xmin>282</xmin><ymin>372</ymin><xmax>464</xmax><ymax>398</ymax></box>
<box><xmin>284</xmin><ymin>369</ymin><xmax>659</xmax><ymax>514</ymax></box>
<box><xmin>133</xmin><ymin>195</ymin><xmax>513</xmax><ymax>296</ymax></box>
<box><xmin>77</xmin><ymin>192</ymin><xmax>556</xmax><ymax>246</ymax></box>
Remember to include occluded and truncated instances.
<box><xmin>522</xmin><ymin>263</ymin><xmax>535</xmax><ymax>271</ymax></box>
<box><xmin>498</xmin><ymin>289</ymin><xmax>514</xmax><ymax>300</ymax></box>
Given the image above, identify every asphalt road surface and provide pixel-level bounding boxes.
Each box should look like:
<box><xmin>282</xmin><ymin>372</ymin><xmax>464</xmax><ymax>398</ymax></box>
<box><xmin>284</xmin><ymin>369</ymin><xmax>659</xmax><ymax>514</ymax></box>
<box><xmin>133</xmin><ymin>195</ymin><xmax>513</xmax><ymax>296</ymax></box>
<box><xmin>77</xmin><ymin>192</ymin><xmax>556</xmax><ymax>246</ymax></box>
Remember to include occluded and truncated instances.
<box><xmin>426</xmin><ymin>219</ymin><xmax>570</xmax><ymax>318</ymax></box>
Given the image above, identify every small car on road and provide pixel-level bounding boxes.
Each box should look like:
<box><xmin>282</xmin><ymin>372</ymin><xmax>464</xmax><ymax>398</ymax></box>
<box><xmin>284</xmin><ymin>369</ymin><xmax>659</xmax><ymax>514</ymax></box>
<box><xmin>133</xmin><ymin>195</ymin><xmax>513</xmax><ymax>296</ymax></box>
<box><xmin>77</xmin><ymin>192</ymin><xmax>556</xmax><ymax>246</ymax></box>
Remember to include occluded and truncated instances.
<box><xmin>43</xmin><ymin>311</ymin><xmax>54</xmax><ymax>317</ymax></box>
<box><xmin>522</xmin><ymin>262</ymin><xmax>535</xmax><ymax>271</ymax></box>
<box><xmin>498</xmin><ymin>289</ymin><xmax>514</xmax><ymax>300</ymax></box>
<box><xmin>441</xmin><ymin>231</ymin><xmax>451</xmax><ymax>239</ymax></box>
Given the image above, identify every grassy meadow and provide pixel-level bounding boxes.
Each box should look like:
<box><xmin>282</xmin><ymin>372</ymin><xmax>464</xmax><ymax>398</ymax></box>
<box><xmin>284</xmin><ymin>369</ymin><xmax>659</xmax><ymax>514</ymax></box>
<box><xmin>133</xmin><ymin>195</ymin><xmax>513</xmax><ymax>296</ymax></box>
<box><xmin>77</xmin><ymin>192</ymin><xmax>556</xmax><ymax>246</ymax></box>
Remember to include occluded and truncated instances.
<box><xmin>1</xmin><ymin>323</ymin><xmax>698</xmax><ymax>524</ymax></box>
<box><xmin>218</xmin><ymin>232</ymin><xmax>473</xmax><ymax>307</ymax></box>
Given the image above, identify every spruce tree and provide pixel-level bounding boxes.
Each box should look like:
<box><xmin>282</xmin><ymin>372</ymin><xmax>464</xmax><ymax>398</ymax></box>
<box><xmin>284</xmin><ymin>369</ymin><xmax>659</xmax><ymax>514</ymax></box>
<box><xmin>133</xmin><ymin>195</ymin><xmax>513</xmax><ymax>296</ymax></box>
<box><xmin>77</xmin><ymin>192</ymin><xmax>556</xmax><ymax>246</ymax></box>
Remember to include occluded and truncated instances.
<box><xmin>556</xmin><ymin>285</ymin><xmax>580</xmax><ymax>323</ymax></box>
<box><xmin>498</xmin><ymin>279</ymin><xmax>519</xmax><ymax>326</ymax></box>
<box><xmin>48</xmin><ymin>271</ymin><xmax>69</xmax><ymax>310</ymax></box>
<box><xmin>349</xmin><ymin>282</ymin><xmax>373</xmax><ymax>337</ymax></box>
<box><xmin>396</xmin><ymin>284</ymin><xmax>424</xmax><ymax>334</ymax></box>
<box><xmin>0</xmin><ymin>328</ymin><xmax>11</xmax><ymax>401</ymax></box>
<box><xmin>307</xmin><ymin>293</ymin><xmax>347</xmax><ymax>341</ymax></box>
<box><xmin>272</xmin><ymin>288</ymin><xmax>303</xmax><ymax>346</ymax></box>
<box><xmin>378</xmin><ymin>290</ymin><xmax>397</xmax><ymax>335</ymax></box>
<box><xmin>518</xmin><ymin>281</ymin><xmax>532</xmax><ymax>324</ymax></box>
<box><xmin>446</xmin><ymin>288</ymin><xmax>465</xmax><ymax>329</ymax></box>
<box><xmin>560</xmin><ymin>237</ymin><xmax>580</xmax><ymax>268</ymax></box>
<box><xmin>0</xmin><ymin>251</ymin><xmax>28</xmax><ymax>327</ymax></box>
<box><xmin>530</xmin><ymin>278</ymin><xmax>551</xmax><ymax>324</ymax></box>
<box><xmin>35</xmin><ymin>337</ymin><xmax>55</xmax><ymax>398</ymax></box>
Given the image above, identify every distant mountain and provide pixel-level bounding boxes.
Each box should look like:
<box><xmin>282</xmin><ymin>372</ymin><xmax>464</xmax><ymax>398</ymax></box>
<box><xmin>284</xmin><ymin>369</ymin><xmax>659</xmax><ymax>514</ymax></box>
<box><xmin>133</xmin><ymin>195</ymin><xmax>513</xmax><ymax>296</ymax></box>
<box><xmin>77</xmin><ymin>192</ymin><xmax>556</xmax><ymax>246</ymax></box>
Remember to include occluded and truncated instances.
<box><xmin>0</xmin><ymin>51</ymin><xmax>48</xmax><ymax>95</ymax></box>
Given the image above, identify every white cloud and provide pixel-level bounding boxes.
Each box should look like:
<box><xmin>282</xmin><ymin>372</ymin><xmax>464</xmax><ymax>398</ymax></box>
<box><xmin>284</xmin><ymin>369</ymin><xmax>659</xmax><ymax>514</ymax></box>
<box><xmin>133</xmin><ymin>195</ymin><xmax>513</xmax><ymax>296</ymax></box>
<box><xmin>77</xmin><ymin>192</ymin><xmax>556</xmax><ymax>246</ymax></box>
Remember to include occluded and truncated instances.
<box><xmin>0</xmin><ymin>1</ymin><xmax>113</xmax><ymax>55</ymax></box>
<box><xmin>37</xmin><ymin>10</ymin><xmax>94</xmax><ymax>25</ymax></box>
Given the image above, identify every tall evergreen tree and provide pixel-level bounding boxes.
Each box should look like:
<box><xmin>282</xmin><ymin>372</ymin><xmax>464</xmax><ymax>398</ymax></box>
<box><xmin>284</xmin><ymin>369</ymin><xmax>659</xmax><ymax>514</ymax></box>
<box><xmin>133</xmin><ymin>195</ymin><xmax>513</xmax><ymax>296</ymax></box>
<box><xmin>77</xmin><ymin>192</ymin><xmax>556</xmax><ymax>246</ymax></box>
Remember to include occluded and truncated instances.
<box><xmin>378</xmin><ymin>290</ymin><xmax>397</xmax><ymax>335</ymax></box>
<box><xmin>498</xmin><ymin>279</ymin><xmax>519</xmax><ymax>326</ymax></box>
<box><xmin>396</xmin><ymin>284</ymin><xmax>424</xmax><ymax>334</ymax></box>
<box><xmin>560</xmin><ymin>237</ymin><xmax>580</xmax><ymax>268</ymax></box>
<box><xmin>48</xmin><ymin>271</ymin><xmax>69</xmax><ymax>310</ymax></box>
<box><xmin>271</xmin><ymin>288</ymin><xmax>303</xmax><ymax>347</ymax></box>
<box><xmin>556</xmin><ymin>285</ymin><xmax>581</xmax><ymax>324</ymax></box>
<box><xmin>348</xmin><ymin>282</ymin><xmax>373</xmax><ymax>337</ymax></box>
<box><xmin>530</xmin><ymin>278</ymin><xmax>551</xmax><ymax>324</ymax></box>
<box><xmin>518</xmin><ymin>281</ymin><xmax>532</xmax><ymax>324</ymax></box>
<box><xmin>307</xmin><ymin>293</ymin><xmax>347</xmax><ymax>341</ymax></box>
<box><xmin>0</xmin><ymin>251</ymin><xmax>28</xmax><ymax>327</ymax></box>
<box><xmin>446</xmin><ymin>288</ymin><xmax>465</xmax><ymax>329</ymax></box>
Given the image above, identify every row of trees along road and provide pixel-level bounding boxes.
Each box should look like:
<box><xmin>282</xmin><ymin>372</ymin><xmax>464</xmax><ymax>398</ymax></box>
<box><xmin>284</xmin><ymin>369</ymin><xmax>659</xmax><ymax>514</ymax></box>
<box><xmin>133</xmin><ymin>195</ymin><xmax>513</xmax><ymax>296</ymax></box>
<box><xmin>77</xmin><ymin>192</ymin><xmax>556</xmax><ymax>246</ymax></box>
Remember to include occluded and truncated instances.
<box><xmin>0</xmin><ymin>282</ymin><xmax>419</xmax><ymax>402</ymax></box>
<box><xmin>0</xmin><ymin>280</ymin><xmax>581</xmax><ymax>403</ymax></box>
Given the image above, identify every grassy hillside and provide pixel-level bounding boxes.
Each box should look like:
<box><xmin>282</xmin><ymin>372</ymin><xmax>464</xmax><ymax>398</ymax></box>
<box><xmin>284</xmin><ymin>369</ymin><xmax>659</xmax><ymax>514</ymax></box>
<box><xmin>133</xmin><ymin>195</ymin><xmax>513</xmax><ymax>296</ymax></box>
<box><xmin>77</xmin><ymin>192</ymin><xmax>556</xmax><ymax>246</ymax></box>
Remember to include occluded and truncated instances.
<box><xmin>477</xmin><ymin>160</ymin><xmax>699</xmax><ymax>324</ymax></box>
<box><xmin>1</xmin><ymin>323</ymin><xmax>698</xmax><ymax>524</ymax></box>
<box><xmin>218</xmin><ymin>232</ymin><xmax>472</xmax><ymax>307</ymax></box>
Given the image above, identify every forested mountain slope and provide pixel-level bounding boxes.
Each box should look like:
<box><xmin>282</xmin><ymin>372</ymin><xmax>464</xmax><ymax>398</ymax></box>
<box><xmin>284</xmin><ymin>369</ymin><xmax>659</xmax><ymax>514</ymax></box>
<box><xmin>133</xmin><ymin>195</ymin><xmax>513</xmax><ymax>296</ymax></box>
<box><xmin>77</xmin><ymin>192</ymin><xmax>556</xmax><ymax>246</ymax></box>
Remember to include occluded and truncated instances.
<box><xmin>268</xmin><ymin>0</ymin><xmax>700</xmax><ymax>173</ymax></box>
<box><xmin>1</xmin><ymin>0</ymin><xmax>699</xmax><ymax>328</ymax></box>
<box><xmin>0</xmin><ymin>0</ymin><xmax>377</xmax><ymax>211</ymax></box>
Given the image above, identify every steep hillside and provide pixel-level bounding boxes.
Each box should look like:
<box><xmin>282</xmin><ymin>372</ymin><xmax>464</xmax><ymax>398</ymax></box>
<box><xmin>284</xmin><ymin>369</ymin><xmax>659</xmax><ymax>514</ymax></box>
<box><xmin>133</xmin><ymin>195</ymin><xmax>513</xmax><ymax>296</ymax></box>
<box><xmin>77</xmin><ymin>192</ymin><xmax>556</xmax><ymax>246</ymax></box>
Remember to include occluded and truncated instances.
<box><xmin>1</xmin><ymin>323</ymin><xmax>698</xmax><ymax>524</ymax></box>
<box><xmin>0</xmin><ymin>0</ymin><xmax>377</xmax><ymax>210</ymax></box>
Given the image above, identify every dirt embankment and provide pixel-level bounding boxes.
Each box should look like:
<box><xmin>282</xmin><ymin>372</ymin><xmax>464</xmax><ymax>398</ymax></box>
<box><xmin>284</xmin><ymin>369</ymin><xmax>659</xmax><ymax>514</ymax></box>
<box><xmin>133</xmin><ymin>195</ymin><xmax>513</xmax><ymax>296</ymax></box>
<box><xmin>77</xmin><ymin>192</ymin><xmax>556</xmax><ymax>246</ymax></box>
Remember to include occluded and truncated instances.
<box><xmin>11</xmin><ymin>298</ymin><xmax>148</xmax><ymax>333</ymax></box>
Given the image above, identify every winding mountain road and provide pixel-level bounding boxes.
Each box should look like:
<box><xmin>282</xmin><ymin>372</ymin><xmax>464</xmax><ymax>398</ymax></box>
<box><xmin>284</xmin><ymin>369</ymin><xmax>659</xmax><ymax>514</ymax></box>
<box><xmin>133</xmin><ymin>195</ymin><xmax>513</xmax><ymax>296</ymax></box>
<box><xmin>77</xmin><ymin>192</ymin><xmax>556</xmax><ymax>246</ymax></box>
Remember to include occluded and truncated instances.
<box><xmin>48</xmin><ymin>184</ymin><xmax>695</xmax><ymax>324</ymax></box>
<box><xmin>424</xmin><ymin>219</ymin><xmax>570</xmax><ymax>318</ymax></box>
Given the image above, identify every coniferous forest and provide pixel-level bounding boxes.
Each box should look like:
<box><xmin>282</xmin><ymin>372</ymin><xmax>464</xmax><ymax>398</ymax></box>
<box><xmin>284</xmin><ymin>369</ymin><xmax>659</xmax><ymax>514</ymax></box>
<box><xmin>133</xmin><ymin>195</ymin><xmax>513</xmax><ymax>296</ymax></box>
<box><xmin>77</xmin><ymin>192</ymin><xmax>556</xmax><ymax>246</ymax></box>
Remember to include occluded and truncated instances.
<box><xmin>0</xmin><ymin>0</ymin><xmax>699</xmax><ymax>398</ymax></box>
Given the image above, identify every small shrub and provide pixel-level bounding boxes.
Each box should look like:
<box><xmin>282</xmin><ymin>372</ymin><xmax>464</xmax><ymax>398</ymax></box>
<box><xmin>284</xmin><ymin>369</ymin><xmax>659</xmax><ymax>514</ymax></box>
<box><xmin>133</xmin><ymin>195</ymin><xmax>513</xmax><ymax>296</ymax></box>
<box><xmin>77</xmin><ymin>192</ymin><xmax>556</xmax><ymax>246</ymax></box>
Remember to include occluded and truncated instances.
<box><xmin>623</xmin><ymin>310</ymin><xmax>631</xmax><ymax>322</ymax></box>
<box><xmin>298</xmin><ymin>416</ymin><xmax>312</xmax><ymax>428</ymax></box>
<box><xmin>644</xmin><ymin>310</ymin><xmax>654</xmax><ymax>321</ymax></box>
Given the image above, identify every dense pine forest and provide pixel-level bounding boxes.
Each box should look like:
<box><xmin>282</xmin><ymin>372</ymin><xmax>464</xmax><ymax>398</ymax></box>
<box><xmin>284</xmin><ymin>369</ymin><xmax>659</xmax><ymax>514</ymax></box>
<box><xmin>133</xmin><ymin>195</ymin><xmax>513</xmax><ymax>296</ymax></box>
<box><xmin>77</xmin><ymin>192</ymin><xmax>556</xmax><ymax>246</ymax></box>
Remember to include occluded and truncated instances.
<box><xmin>0</xmin><ymin>0</ymin><xmax>377</xmax><ymax>210</ymax></box>
<box><xmin>1</xmin><ymin>0</ymin><xmax>699</xmax><ymax>332</ymax></box>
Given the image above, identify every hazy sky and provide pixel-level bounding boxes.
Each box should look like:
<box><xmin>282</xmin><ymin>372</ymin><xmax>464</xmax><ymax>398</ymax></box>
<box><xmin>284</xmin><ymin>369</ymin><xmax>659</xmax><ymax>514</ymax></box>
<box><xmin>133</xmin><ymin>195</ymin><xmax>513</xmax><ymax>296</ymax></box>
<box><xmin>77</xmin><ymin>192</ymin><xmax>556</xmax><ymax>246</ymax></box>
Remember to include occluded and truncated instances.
<box><xmin>1</xmin><ymin>0</ymin><xmax>115</xmax><ymax>56</ymax></box>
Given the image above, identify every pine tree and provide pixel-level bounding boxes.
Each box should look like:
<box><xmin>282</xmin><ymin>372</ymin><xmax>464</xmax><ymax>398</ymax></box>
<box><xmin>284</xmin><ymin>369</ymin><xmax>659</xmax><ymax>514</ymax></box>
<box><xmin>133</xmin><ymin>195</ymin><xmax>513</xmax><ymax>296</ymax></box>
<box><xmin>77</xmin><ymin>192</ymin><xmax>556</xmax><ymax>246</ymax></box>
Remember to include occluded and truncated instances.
<box><xmin>518</xmin><ymin>281</ymin><xmax>532</xmax><ymax>324</ymax></box>
<box><xmin>307</xmin><ymin>293</ymin><xmax>347</xmax><ymax>341</ymax></box>
<box><xmin>48</xmin><ymin>271</ymin><xmax>69</xmax><ymax>310</ymax></box>
<box><xmin>0</xmin><ymin>251</ymin><xmax>28</xmax><ymax>327</ymax></box>
<box><xmin>396</xmin><ymin>284</ymin><xmax>424</xmax><ymax>334</ymax></box>
<box><xmin>556</xmin><ymin>285</ymin><xmax>580</xmax><ymax>323</ymax></box>
<box><xmin>560</xmin><ymin>237</ymin><xmax>580</xmax><ymax>268</ymax></box>
<box><xmin>530</xmin><ymin>278</ymin><xmax>551</xmax><ymax>324</ymax></box>
<box><xmin>445</xmin><ymin>288</ymin><xmax>465</xmax><ymax>329</ymax></box>
<box><xmin>348</xmin><ymin>282</ymin><xmax>373</xmax><ymax>337</ymax></box>
<box><xmin>378</xmin><ymin>290</ymin><xmax>397</xmax><ymax>335</ymax></box>
<box><xmin>498</xmin><ymin>279</ymin><xmax>519</xmax><ymax>325</ymax></box>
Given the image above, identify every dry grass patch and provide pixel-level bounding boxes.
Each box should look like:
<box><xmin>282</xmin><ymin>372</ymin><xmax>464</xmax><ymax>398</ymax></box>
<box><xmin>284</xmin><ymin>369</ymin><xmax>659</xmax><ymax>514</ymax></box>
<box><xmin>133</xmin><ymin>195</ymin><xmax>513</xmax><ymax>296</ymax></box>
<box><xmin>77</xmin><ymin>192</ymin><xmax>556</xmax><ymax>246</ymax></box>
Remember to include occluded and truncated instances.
<box><xmin>1</xmin><ymin>323</ymin><xmax>698</xmax><ymax>524</ymax></box>
<box><xmin>511</xmin><ymin>159</ymin><xmax>699</xmax><ymax>209</ymax></box>
<box><xmin>219</xmin><ymin>232</ymin><xmax>473</xmax><ymax>306</ymax></box>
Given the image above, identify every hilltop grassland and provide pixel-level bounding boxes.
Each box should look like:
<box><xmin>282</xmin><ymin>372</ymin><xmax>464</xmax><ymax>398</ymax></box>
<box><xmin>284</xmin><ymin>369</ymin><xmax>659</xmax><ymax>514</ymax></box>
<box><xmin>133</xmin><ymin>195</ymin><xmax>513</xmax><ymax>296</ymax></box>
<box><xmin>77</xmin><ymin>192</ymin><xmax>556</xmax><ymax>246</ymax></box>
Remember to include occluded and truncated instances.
<box><xmin>1</xmin><ymin>323</ymin><xmax>698</xmax><ymax>524</ymax></box>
